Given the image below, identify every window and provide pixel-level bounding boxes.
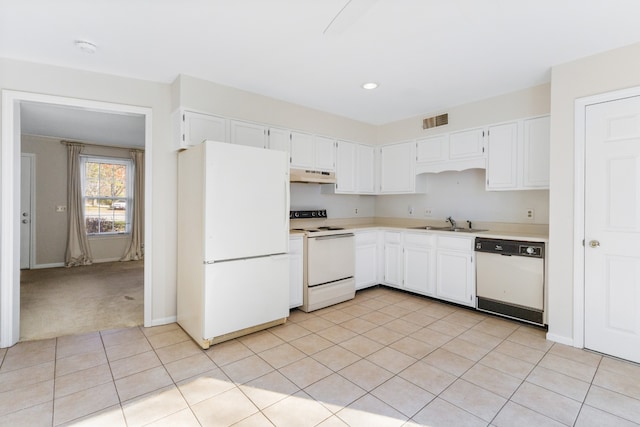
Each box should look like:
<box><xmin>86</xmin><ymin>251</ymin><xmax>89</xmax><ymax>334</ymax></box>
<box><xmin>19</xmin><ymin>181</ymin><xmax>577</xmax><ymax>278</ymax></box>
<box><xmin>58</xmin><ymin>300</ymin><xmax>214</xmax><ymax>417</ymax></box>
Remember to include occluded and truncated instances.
<box><xmin>81</xmin><ymin>156</ymin><xmax>133</xmax><ymax>235</ymax></box>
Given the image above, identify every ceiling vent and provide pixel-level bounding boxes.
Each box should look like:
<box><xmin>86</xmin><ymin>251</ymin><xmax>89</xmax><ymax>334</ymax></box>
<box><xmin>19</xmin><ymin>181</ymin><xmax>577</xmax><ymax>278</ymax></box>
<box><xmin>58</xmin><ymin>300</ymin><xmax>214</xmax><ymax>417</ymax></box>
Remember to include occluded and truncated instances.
<box><xmin>423</xmin><ymin>113</ymin><xmax>448</xmax><ymax>130</ymax></box>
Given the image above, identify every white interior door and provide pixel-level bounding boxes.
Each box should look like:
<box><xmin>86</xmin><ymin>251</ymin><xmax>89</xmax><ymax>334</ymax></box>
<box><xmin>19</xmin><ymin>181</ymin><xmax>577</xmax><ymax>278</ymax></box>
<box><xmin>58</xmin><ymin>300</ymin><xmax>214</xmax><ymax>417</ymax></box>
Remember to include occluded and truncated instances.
<box><xmin>584</xmin><ymin>95</ymin><xmax>640</xmax><ymax>363</ymax></box>
<box><xmin>20</xmin><ymin>154</ymin><xmax>34</xmax><ymax>269</ymax></box>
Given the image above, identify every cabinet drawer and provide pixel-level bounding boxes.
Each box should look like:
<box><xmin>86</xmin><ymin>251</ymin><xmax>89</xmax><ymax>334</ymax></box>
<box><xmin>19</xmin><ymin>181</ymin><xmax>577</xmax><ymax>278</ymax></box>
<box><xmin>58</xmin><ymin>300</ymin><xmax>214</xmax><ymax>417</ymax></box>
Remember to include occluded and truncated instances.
<box><xmin>403</xmin><ymin>232</ymin><xmax>434</xmax><ymax>247</ymax></box>
<box><xmin>384</xmin><ymin>231</ymin><xmax>402</xmax><ymax>244</ymax></box>
<box><xmin>437</xmin><ymin>235</ymin><xmax>473</xmax><ymax>251</ymax></box>
<box><xmin>356</xmin><ymin>231</ymin><xmax>378</xmax><ymax>246</ymax></box>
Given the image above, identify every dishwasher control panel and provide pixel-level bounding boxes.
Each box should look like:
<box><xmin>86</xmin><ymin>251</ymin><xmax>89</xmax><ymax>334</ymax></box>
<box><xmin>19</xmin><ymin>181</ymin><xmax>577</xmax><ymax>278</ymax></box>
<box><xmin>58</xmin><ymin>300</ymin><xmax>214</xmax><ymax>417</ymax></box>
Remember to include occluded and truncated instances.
<box><xmin>475</xmin><ymin>238</ymin><xmax>544</xmax><ymax>258</ymax></box>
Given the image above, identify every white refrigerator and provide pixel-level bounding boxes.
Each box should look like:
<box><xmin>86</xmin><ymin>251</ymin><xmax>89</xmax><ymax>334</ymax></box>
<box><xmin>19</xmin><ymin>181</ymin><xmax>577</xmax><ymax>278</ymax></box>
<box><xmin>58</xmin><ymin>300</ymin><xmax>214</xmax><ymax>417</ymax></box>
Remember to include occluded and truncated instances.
<box><xmin>177</xmin><ymin>140</ymin><xmax>290</xmax><ymax>349</ymax></box>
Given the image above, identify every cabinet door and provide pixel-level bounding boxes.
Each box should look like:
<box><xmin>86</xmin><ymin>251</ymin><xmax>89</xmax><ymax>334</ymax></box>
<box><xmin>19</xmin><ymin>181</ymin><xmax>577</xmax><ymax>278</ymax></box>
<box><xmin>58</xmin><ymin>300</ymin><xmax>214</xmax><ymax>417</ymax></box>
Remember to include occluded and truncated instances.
<box><xmin>404</xmin><ymin>244</ymin><xmax>434</xmax><ymax>296</ymax></box>
<box><xmin>314</xmin><ymin>136</ymin><xmax>336</xmax><ymax>171</ymax></box>
<box><xmin>380</xmin><ymin>142</ymin><xmax>415</xmax><ymax>193</ymax></box>
<box><xmin>230</xmin><ymin>120</ymin><xmax>266</xmax><ymax>149</ymax></box>
<box><xmin>290</xmin><ymin>132</ymin><xmax>314</xmax><ymax>169</ymax></box>
<box><xmin>356</xmin><ymin>144</ymin><xmax>375</xmax><ymax>194</ymax></box>
<box><xmin>182</xmin><ymin>111</ymin><xmax>227</xmax><ymax>148</ymax></box>
<box><xmin>289</xmin><ymin>237</ymin><xmax>303</xmax><ymax>308</ymax></box>
<box><xmin>436</xmin><ymin>249</ymin><xmax>474</xmax><ymax>307</ymax></box>
<box><xmin>449</xmin><ymin>128</ymin><xmax>485</xmax><ymax>160</ymax></box>
<box><xmin>417</xmin><ymin>135</ymin><xmax>447</xmax><ymax>163</ymax></box>
<box><xmin>268</xmin><ymin>127</ymin><xmax>291</xmax><ymax>154</ymax></box>
<box><xmin>486</xmin><ymin>122</ymin><xmax>518</xmax><ymax>190</ymax></box>
<box><xmin>356</xmin><ymin>232</ymin><xmax>378</xmax><ymax>290</ymax></box>
<box><xmin>383</xmin><ymin>232</ymin><xmax>403</xmax><ymax>287</ymax></box>
<box><xmin>336</xmin><ymin>141</ymin><xmax>356</xmax><ymax>193</ymax></box>
<box><xmin>523</xmin><ymin>116</ymin><xmax>550</xmax><ymax>188</ymax></box>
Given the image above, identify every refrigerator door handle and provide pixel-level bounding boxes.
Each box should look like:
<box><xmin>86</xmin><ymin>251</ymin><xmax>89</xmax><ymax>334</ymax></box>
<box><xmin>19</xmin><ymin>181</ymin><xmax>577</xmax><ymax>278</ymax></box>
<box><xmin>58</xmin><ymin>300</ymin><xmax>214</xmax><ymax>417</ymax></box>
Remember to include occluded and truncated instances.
<box><xmin>204</xmin><ymin>253</ymin><xmax>287</xmax><ymax>264</ymax></box>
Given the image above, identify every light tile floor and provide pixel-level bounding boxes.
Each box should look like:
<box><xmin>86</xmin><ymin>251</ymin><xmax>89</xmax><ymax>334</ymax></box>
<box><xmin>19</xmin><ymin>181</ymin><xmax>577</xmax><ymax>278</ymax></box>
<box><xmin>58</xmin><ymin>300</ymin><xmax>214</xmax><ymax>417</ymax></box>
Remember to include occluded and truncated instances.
<box><xmin>1</xmin><ymin>287</ymin><xmax>639</xmax><ymax>426</ymax></box>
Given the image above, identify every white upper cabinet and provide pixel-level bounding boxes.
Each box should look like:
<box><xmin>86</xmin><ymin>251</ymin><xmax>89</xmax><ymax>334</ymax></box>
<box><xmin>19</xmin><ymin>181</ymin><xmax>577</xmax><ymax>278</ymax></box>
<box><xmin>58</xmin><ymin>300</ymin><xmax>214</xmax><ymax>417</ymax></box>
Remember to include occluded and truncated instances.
<box><xmin>174</xmin><ymin>109</ymin><xmax>228</xmax><ymax>150</ymax></box>
<box><xmin>380</xmin><ymin>141</ymin><xmax>418</xmax><ymax>194</ymax></box>
<box><xmin>356</xmin><ymin>144</ymin><xmax>375</xmax><ymax>194</ymax></box>
<box><xmin>267</xmin><ymin>127</ymin><xmax>291</xmax><ymax>154</ymax></box>
<box><xmin>290</xmin><ymin>131</ymin><xmax>315</xmax><ymax>169</ymax></box>
<box><xmin>314</xmin><ymin>135</ymin><xmax>336</xmax><ymax>171</ymax></box>
<box><xmin>485</xmin><ymin>115</ymin><xmax>550</xmax><ymax>191</ymax></box>
<box><xmin>523</xmin><ymin>116</ymin><xmax>550</xmax><ymax>188</ymax></box>
<box><xmin>449</xmin><ymin>128</ymin><xmax>485</xmax><ymax>160</ymax></box>
<box><xmin>486</xmin><ymin>122</ymin><xmax>518</xmax><ymax>189</ymax></box>
<box><xmin>230</xmin><ymin>120</ymin><xmax>266</xmax><ymax>149</ymax></box>
<box><xmin>416</xmin><ymin>135</ymin><xmax>448</xmax><ymax>163</ymax></box>
<box><xmin>290</xmin><ymin>132</ymin><xmax>335</xmax><ymax>171</ymax></box>
<box><xmin>335</xmin><ymin>140</ymin><xmax>357</xmax><ymax>193</ymax></box>
<box><xmin>415</xmin><ymin>128</ymin><xmax>486</xmax><ymax>174</ymax></box>
<box><xmin>330</xmin><ymin>141</ymin><xmax>375</xmax><ymax>194</ymax></box>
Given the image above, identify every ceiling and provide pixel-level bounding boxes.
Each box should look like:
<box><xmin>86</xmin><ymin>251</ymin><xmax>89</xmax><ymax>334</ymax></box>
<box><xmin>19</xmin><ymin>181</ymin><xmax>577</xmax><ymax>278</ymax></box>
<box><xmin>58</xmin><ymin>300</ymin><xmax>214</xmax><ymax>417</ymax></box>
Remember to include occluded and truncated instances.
<box><xmin>20</xmin><ymin>102</ymin><xmax>145</xmax><ymax>148</ymax></box>
<box><xmin>3</xmin><ymin>0</ymin><xmax>640</xmax><ymax>127</ymax></box>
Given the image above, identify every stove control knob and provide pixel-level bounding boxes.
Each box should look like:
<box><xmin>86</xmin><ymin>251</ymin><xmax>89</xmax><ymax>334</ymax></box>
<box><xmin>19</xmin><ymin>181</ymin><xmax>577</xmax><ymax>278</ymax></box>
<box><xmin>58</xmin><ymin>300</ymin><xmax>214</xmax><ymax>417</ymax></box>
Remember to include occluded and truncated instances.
<box><xmin>312</xmin><ymin>211</ymin><xmax>316</xmax><ymax>217</ymax></box>
<box><xmin>294</xmin><ymin>212</ymin><xmax>299</xmax><ymax>218</ymax></box>
<box><xmin>526</xmin><ymin>247</ymin><xmax>535</xmax><ymax>255</ymax></box>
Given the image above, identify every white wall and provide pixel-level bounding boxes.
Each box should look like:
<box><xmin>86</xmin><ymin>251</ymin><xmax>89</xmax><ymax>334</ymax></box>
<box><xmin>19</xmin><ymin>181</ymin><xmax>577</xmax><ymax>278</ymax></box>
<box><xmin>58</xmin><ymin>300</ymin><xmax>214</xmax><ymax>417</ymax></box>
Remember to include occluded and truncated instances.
<box><xmin>375</xmin><ymin>169</ymin><xmax>549</xmax><ymax>224</ymax></box>
<box><xmin>290</xmin><ymin>184</ymin><xmax>376</xmax><ymax>219</ymax></box>
<box><xmin>376</xmin><ymin>83</ymin><xmax>551</xmax><ymax>144</ymax></box>
<box><xmin>0</xmin><ymin>58</ymin><xmax>176</xmax><ymax>325</ymax></box>
<box><xmin>175</xmin><ymin>75</ymin><xmax>378</xmax><ymax>144</ymax></box>
<box><xmin>547</xmin><ymin>42</ymin><xmax>640</xmax><ymax>343</ymax></box>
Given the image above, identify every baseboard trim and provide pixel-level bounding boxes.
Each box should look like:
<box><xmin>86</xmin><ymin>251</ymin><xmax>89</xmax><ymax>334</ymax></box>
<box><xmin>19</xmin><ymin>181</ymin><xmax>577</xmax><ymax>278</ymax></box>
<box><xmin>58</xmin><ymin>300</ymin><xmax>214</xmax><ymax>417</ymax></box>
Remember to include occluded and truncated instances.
<box><xmin>546</xmin><ymin>332</ymin><xmax>575</xmax><ymax>347</ymax></box>
<box><xmin>31</xmin><ymin>262</ymin><xmax>65</xmax><ymax>269</ymax></box>
<box><xmin>93</xmin><ymin>257</ymin><xmax>122</xmax><ymax>263</ymax></box>
<box><xmin>148</xmin><ymin>316</ymin><xmax>177</xmax><ymax>327</ymax></box>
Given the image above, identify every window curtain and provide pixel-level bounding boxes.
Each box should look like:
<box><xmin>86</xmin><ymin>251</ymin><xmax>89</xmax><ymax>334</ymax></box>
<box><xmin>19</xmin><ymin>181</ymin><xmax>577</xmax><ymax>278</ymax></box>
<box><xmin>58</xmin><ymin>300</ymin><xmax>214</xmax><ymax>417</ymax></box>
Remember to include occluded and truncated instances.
<box><xmin>121</xmin><ymin>149</ymin><xmax>144</xmax><ymax>261</ymax></box>
<box><xmin>64</xmin><ymin>142</ymin><xmax>93</xmax><ymax>267</ymax></box>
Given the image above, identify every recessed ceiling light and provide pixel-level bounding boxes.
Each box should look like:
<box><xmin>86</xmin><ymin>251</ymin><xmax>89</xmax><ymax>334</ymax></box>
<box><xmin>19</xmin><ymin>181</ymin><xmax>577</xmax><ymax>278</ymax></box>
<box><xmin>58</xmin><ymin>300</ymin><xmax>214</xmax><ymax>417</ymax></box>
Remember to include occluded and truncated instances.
<box><xmin>362</xmin><ymin>82</ymin><xmax>379</xmax><ymax>90</ymax></box>
<box><xmin>75</xmin><ymin>40</ymin><xmax>97</xmax><ymax>54</ymax></box>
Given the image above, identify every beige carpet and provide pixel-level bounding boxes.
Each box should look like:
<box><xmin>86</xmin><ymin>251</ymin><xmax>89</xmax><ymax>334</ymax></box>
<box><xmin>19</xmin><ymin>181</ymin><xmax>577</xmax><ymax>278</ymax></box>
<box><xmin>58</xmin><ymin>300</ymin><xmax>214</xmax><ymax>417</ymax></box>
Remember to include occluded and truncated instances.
<box><xmin>20</xmin><ymin>260</ymin><xmax>144</xmax><ymax>341</ymax></box>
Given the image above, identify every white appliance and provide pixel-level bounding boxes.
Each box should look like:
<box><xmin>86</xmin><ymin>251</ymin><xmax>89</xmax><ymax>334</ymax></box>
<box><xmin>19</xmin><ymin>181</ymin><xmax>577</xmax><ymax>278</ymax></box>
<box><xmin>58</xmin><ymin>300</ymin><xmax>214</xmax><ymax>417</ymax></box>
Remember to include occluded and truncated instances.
<box><xmin>291</xmin><ymin>210</ymin><xmax>356</xmax><ymax>312</ymax></box>
<box><xmin>475</xmin><ymin>237</ymin><xmax>545</xmax><ymax>325</ymax></box>
<box><xmin>177</xmin><ymin>140</ymin><xmax>290</xmax><ymax>349</ymax></box>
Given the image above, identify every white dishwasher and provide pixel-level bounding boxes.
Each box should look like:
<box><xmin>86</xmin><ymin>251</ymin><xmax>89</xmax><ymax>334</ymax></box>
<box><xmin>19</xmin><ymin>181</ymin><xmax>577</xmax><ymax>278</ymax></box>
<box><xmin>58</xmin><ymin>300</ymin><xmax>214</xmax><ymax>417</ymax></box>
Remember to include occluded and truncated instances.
<box><xmin>475</xmin><ymin>238</ymin><xmax>545</xmax><ymax>325</ymax></box>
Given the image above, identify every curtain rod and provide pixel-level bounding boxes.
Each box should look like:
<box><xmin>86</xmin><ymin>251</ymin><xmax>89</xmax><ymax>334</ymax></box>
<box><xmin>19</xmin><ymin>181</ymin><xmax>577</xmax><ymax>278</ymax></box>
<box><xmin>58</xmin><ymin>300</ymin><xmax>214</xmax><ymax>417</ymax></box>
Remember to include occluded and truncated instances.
<box><xmin>60</xmin><ymin>140</ymin><xmax>144</xmax><ymax>151</ymax></box>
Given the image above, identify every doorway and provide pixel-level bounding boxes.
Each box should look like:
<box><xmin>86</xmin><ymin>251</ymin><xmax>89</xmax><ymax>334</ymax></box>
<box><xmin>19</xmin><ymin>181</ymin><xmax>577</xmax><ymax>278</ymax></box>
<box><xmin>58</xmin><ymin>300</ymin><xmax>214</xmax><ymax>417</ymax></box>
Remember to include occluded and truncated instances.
<box><xmin>1</xmin><ymin>90</ymin><xmax>153</xmax><ymax>348</ymax></box>
<box><xmin>574</xmin><ymin>87</ymin><xmax>640</xmax><ymax>363</ymax></box>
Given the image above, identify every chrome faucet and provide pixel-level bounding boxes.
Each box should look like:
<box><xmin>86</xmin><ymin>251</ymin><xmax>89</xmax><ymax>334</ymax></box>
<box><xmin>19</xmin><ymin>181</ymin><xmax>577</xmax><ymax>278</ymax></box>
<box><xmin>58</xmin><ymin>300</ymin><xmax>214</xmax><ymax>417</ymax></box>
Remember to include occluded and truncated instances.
<box><xmin>446</xmin><ymin>216</ymin><xmax>457</xmax><ymax>228</ymax></box>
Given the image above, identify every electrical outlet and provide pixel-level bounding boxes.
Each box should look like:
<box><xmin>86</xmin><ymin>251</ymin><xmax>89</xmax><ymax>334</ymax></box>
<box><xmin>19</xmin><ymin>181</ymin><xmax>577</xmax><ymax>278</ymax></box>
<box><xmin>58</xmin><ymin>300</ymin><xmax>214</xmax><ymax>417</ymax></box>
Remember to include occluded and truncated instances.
<box><xmin>354</xmin><ymin>208</ymin><xmax>359</xmax><ymax>215</ymax></box>
<box><xmin>56</xmin><ymin>205</ymin><xmax>67</xmax><ymax>212</ymax></box>
<box><xmin>408</xmin><ymin>205</ymin><xmax>414</xmax><ymax>215</ymax></box>
<box><xmin>424</xmin><ymin>208</ymin><xmax>433</xmax><ymax>217</ymax></box>
<box><xmin>526</xmin><ymin>208</ymin><xmax>535</xmax><ymax>220</ymax></box>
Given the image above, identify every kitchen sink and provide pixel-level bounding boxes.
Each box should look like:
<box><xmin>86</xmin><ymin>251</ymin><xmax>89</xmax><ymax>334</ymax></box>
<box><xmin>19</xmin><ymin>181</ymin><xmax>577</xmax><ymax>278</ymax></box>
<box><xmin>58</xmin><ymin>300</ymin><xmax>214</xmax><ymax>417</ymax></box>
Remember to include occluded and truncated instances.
<box><xmin>409</xmin><ymin>226</ymin><xmax>488</xmax><ymax>233</ymax></box>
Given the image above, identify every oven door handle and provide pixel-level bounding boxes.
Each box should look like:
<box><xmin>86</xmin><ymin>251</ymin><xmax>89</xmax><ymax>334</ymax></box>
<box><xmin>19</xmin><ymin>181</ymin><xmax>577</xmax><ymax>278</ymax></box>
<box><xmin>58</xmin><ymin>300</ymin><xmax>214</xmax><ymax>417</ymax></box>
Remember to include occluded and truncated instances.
<box><xmin>310</xmin><ymin>233</ymin><xmax>354</xmax><ymax>240</ymax></box>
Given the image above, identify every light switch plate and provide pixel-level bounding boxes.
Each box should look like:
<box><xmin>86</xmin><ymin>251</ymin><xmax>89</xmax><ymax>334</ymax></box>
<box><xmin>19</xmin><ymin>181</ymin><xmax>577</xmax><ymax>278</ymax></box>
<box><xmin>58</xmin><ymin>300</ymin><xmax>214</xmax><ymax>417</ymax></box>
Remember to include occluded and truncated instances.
<box><xmin>56</xmin><ymin>205</ymin><xmax>67</xmax><ymax>212</ymax></box>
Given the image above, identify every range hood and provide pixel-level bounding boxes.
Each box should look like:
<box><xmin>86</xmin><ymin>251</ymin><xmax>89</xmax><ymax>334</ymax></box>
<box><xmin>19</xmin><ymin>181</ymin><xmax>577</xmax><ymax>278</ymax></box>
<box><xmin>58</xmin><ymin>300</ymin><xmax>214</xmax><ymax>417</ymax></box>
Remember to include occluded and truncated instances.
<box><xmin>290</xmin><ymin>168</ymin><xmax>336</xmax><ymax>184</ymax></box>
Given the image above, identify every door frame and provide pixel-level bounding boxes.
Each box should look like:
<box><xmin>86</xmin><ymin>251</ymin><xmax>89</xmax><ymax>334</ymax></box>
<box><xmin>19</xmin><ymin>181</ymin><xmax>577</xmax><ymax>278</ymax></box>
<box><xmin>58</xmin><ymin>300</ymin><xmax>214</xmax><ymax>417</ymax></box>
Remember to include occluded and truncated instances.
<box><xmin>1</xmin><ymin>90</ymin><xmax>153</xmax><ymax>348</ymax></box>
<box><xmin>20</xmin><ymin>153</ymin><xmax>36</xmax><ymax>270</ymax></box>
<box><xmin>573</xmin><ymin>85</ymin><xmax>640</xmax><ymax>348</ymax></box>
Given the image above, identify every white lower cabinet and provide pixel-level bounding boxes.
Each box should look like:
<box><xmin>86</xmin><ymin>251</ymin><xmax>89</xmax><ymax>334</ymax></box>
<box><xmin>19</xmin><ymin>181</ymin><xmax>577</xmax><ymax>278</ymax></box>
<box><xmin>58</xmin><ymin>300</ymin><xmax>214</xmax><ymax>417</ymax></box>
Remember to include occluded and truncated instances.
<box><xmin>355</xmin><ymin>231</ymin><xmax>379</xmax><ymax>290</ymax></box>
<box><xmin>403</xmin><ymin>233</ymin><xmax>435</xmax><ymax>296</ymax></box>
<box><xmin>383</xmin><ymin>231</ymin><xmax>403</xmax><ymax>287</ymax></box>
<box><xmin>289</xmin><ymin>236</ymin><xmax>303</xmax><ymax>308</ymax></box>
<box><xmin>376</xmin><ymin>230</ymin><xmax>474</xmax><ymax>306</ymax></box>
<box><xmin>435</xmin><ymin>235</ymin><xmax>476</xmax><ymax>307</ymax></box>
